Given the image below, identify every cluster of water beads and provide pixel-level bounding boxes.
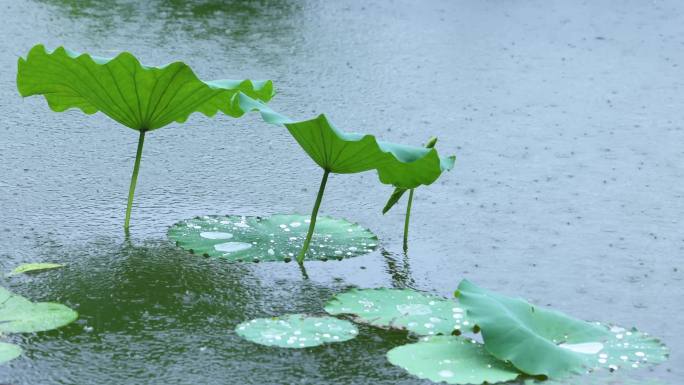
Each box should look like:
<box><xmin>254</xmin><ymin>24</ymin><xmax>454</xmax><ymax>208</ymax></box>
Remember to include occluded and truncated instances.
<box><xmin>167</xmin><ymin>214</ymin><xmax>378</xmax><ymax>262</ymax></box>
<box><xmin>325</xmin><ymin>288</ymin><xmax>470</xmax><ymax>336</ymax></box>
<box><xmin>235</xmin><ymin>314</ymin><xmax>358</xmax><ymax>348</ymax></box>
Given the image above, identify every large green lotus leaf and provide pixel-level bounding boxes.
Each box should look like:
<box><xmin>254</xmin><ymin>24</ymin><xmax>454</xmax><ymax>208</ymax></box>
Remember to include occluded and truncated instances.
<box><xmin>235</xmin><ymin>314</ymin><xmax>358</xmax><ymax>348</ymax></box>
<box><xmin>9</xmin><ymin>263</ymin><xmax>64</xmax><ymax>276</ymax></box>
<box><xmin>168</xmin><ymin>214</ymin><xmax>378</xmax><ymax>262</ymax></box>
<box><xmin>387</xmin><ymin>336</ymin><xmax>521</xmax><ymax>385</ymax></box>
<box><xmin>0</xmin><ymin>287</ymin><xmax>78</xmax><ymax>333</ymax></box>
<box><xmin>324</xmin><ymin>288</ymin><xmax>470</xmax><ymax>335</ymax></box>
<box><xmin>0</xmin><ymin>342</ymin><xmax>22</xmax><ymax>364</ymax></box>
<box><xmin>238</xmin><ymin>94</ymin><xmax>455</xmax><ymax>189</ymax></box>
<box><xmin>455</xmin><ymin>280</ymin><xmax>668</xmax><ymax>378</ymax></box>
<box><xmin>17</xmin><ymin>44</ymin><xmax>274</xmax><ymax>131</ymax></box>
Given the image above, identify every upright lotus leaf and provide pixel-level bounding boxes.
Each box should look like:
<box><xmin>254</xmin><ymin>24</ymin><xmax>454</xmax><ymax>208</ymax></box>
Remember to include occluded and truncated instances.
<box><xmin>238</xmin><ymin>95</ymin><xmax>455</xmax><ymax>264</ymax></box>
<box><xmin>455</xmin><ymin>280</ymin><xmax>668</xmax><ymax>378</ymax></box>
<box><xmin>382</xmin><ymin>137</ymin><xmax>450</xmax><ymax>252</ymax></box>
<box><xmin>324</xmin><ymin>288</ymin><xmax>470</xmax><ymax>335</ymax></box>
<box><xmin>168</xmin><ymin>214</ymin><xmax>377</xmax><ymax>262</ymax></box>
<box><xmin>9</xmin><ymin>263</ymin><xmax>64</xmax><ymax>276</ymax></box>
<box><xmin>17</xmin><ymin>44</ymin><xmax>274</xmax><ymax>230</ymax></box>
<box><xmin>0</xmin><ymin>342</ymin><xmax>22</xmax><ymax>364</ymax></box>
<box><xmin>387</xmin><ymin>336</ymin><xmax>521</xmax><ymax>385</ymax></box>
<box><xmin>235</xmin><ymin>314</ymin><xmax>358</xmax><ymax>348</ymax></box>
<box><xmin>0</xmin><ymin>286</ymin><xmax>78</xmax><ymax>333</ymax></box>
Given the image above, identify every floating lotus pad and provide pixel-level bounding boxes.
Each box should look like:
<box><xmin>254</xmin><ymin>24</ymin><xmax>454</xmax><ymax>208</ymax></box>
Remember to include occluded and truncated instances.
<box><xmin>0</xmin><ymin>287</ymin><xmax>78</xmax><ymax>333</ymax></box>
<box><xmin>235</xmin><ymin>314</ymin><xmax>358</xmax><ymax>348</ymax></box>
<box><xmin>168</xmin><ymin>214</ymin><xmax>378</xmax><ymax>262</ymax></box>
<box><xmin>387</xmin><ymin>336</ymin><xmax>520</xmax><ymax>385</ymax></box>
<box><xmin>9</xmin><ymin>263</ymin><xmax>64</xmax><ymax>276</ymax></box>
<box><xmin>455</xmin><ymin>280</ymin><xmax>669</xmax><ymax>378</ymax></box>
<box><xmin>577</xmin><ymin>324</ymin><xmax>669</xmax><ymax>372</ymax></box>
<box><xmin>324</xmin><ymin>288</ymin><xmax>469</xmax><ymax>335</ymax></box>
<box><xmin>0</xmin><ymin>342</ymin><xmax>22</xmax><ymax>364</ymax></box>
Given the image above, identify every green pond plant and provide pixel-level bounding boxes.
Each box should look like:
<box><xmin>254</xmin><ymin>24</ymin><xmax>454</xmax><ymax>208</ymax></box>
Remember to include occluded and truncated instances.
<box><xmin>316</xmin><ymin>282</ymin><xmax>669</xmax><ymax>384</ymax></box>
<box><xmin>324</xmin><ymin>287</ymin><xmax>471</xmax><ymax>335</ymax></box>
<box><xmin>16</xmin><ymin>44</ymin><xmax>275</xmax><ymax>231</ymax></box>
<box><xmin>0</xmin><ymin>286</ymin><xmax>79</xmax><ymax>364</ymax></box>
<box><xmin>168</xmin><ymin>214</ymin><xmax>378</xmax><ymax>263</ymax></box>
<box><xmin>235</xmin><ymin>314</ymin><xmax>358</xmax><ymax>348</ymax></box>
<box><xmin>382</xmin><ymin>136</ymin><xmax>448</xmax><ymax>252</ymax></box>
<box><xmin>454</xmin><ymin>280</ymin><xmax>669</xmax><ymax>379</ymax></box>
<box><xmin>236</xmin><ymin>96</ymin><xmax>456</xmax><ymax>264</ymax></box>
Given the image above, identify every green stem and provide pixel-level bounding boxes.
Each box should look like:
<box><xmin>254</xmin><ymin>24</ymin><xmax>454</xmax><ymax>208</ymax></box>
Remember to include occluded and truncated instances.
<box><xmin>124</xmin><ymin>130</ymin><xmax>146</xmax><ymax>231</ymax></box>
<box><xmin>297</xmin><ymin>169</ymin><xmax>330</xmax><ymax>264</ymax></box>
<box><xmin>403</xmin><ymin>189</ymin><xmax>414</xmax><ymax>253</ymax></box>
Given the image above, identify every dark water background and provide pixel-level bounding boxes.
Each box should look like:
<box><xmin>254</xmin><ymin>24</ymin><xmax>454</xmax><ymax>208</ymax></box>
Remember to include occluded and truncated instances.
<box><xmin>0</xmin><ymin>0</ymin><xmax>682</xmax><ymax>384</ymax></box>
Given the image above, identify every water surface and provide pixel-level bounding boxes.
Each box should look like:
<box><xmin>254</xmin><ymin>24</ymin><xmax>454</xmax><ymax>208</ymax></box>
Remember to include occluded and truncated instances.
<box><xmin>0</xmin><ymin>0</ymin><xmax>682</xmax><ymax>384</ymax></box>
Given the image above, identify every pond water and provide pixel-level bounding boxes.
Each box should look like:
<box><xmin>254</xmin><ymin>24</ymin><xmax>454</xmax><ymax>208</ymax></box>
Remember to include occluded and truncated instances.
<box><xmin>1</xmin><ymin>0</ymin><xmax>682</xmax><ymax>384</ymax></box>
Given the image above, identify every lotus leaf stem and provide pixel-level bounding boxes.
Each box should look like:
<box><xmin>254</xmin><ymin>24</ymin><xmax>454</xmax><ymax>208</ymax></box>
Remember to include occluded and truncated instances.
<box><xmin>403</xmin><ymin>189</ymin><xmax>414</xmax><ymax>252</ymax></box>
<box><xmin>124</xmin><ymin>130</ymin><xmax>146</xmax><ymax>231</ymax></box>
<box><xmin>297</xmin><ymin>169</ymin><xmax>330</xmax><ymax>264</ymax></box>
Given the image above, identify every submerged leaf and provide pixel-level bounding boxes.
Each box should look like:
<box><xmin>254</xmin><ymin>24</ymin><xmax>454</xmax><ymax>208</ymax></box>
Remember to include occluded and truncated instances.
<box><xmin>168</xmin><ymin>214</ymin><xmax>378</xmax><ymax>262</ymax></box>
<box><xmin>238</xmin><ymin>95</ymin><xmax>455</xmax><ymax>189</ymax></box>
<box><xmin>17</xmin><ymin>44</ymin><xmax>274</xmax><ymax>130</ymax></box>
<box><xmin>9</xmin><ymin>263</ymin><xmax>64</xmax><ymax>276</ymax></box>
<box><xmin>455</xmin><ymin>280</ymin><xmax>668</xmax><ymax>378</ymax></box>
<box><xmin>235</xmin><ymin>314</ymin><xmax>358</xmax><ymax>348</ymax></box>
<box><xmin>324</xmin><ymin>288</ymin><xmax>469</xmax><ymax>335</ymax></box>
<box><xmin>0</xmin><ymin>287</ymin><xmax>78</xmax><ymax>333</ymax></box>
<box><xmin>387</xmin><ymin>336</ymin><xmax>520</xmax><ymax>385</ymax></box>
<box><xmin>0</xmin><ymin>342</ymin><xmax>22</xmax><ymax>364</ymax></box>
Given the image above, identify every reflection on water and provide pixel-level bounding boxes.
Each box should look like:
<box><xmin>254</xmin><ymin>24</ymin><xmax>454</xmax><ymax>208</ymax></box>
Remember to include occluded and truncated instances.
<box><xmin>382</xmin><ymin>249</ymin><xmax>416</xmax><ymax>289</ymax></box>
<box><xmin>33</xmin><ymin>0</ymin><xmax>301</xmax><ymax>46</ymax></box>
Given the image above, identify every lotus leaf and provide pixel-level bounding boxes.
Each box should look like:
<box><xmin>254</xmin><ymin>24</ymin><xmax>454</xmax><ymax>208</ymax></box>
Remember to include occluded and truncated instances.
<box><xmin>17</xmin><ymin>44</ymin><xmax>274</xmax><ymax>230</ymax></box>
<box><xmin>168</xmin><ymin>214</ymin><xmax>377</xmax><ymax>262</ymax></box>
<box><xmin>382</xmin><ymin>136</ymin><xmax>446</xmax><ymax>251</ymax></box>
<box><xmin>455</xmin><ymin>280</ymin><xmax>668</xmax><ymax>378</ymax></box>
<box><xmin>0</xmin><ymin>287</ymin><xmax>78</xmax><ymax>333</ymax></box>
<box><xmin>235</xmin><ymin>314</ymin><xmax>358</xmax><ymax>348</ymax></box>
<box><xmin>0</xmin><ymin>342</ymin><xmax>22</xmax><ymax>364</ymax></box>
<box><xmin>238</xmin><ymin>95</ymin><xmax>455</xmax><ymax>263</ymax></box>
<box><xmin>9</xmin><ymin>263</ymin><xmax>64</xmax><ymax>276</ymax></box>
<box><xmin>387</xmin><ymin>336</ymin><xmax>520</xmax><ymax>385</ymax></box>
<box><xmin>324</xmin><ymin>288</ymin><xmax>469</xmax><ymax>335</ymax></box>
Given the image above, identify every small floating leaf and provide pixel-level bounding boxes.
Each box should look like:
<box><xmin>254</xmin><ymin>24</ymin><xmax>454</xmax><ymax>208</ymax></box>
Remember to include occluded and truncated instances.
<box><xmin>168</xmin><ymin>214</ymin><xmax>378</xmax><ymax>262</ymax></box>
<box><xmin>0</xmin><ymin>287</ymin><xmax>78</xmax><ymax>333</ymax></box>
<box><xmin>387</xmin><ymin>336</ymin><xmax>520</xmax><ymax>384</ymax></box>
<box><xmin>9</xmin><ymin>263</ymin><xmax>64</xmax><ymax>276</ymax></box>
<box><xmin>455</xmin><ymin>280</ymin><xmax>668</xmax><ymax>378</ymax></box>
<box><xmin>0</xmin><ymin>342</ymin><xmax>22</xmax><ymax>364</ymax></box>
<box><xmin>324</xmin><ymin>288</ymin><xmax>469</xmax><ymax>335</ymax></box>
<box><xmin>235</xmin><ymin>314</ymin><xmax>358</xmax><ymax>348</ymax></box>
